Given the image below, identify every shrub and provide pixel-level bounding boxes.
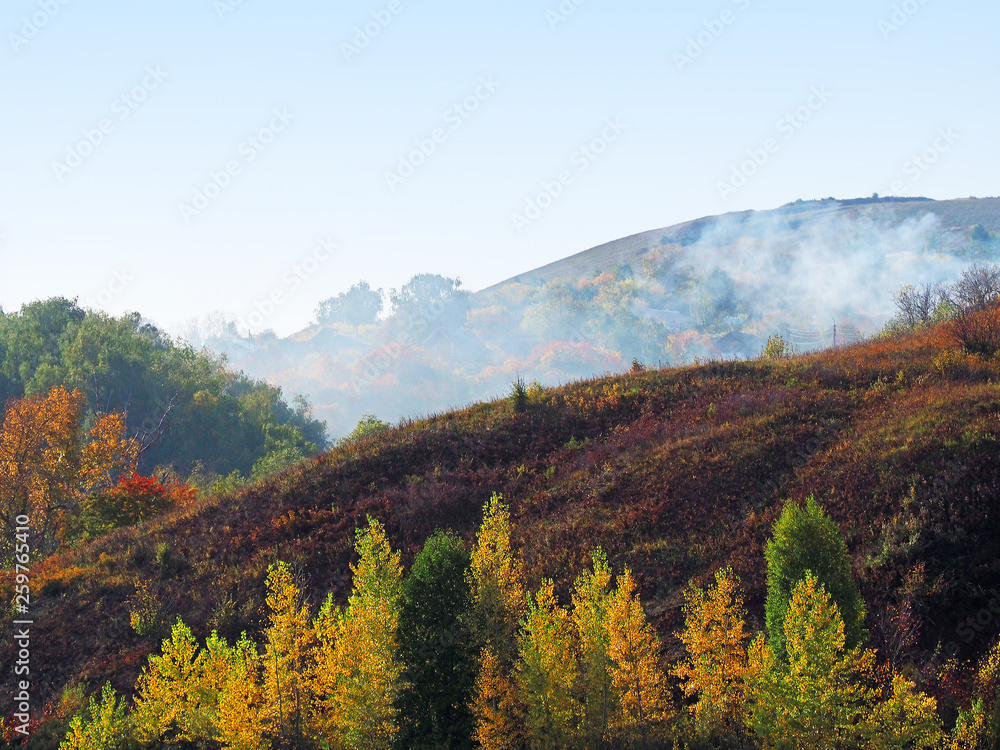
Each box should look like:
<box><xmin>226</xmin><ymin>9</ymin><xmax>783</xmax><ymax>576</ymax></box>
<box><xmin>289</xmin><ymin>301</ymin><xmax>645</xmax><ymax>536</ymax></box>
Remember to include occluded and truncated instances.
<box><xmin>761</xmin><ymin>334</ymin><xmax>796</xmax><ymax>360</ymax></box>
<box><xmin>951</xmin><ymin>303</ymin><xmax>1000</xmax><ymax>357</ymax></box>
<box><xmin>509</xmin><ymin>377</ymin><xmax>529</xmax><ymax>413</ymax></box>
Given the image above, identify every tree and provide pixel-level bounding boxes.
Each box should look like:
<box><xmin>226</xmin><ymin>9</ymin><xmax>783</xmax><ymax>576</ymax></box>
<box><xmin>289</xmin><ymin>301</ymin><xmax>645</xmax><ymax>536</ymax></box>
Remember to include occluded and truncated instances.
<box><xmin>469</xmin><ymin>494</ymin><xmax>527</xmax><ymax>749</ymax></box>
<box><xmin>947</xmin><ymin>264</ymin><xmax>1000</xmax><ymax>313</ymax></box>
<box><xmin>59</xmin><ymin>683</ymin><xmax>130</xmax><ymax>750</ymax></box>
<box><xmin>261</xmin><ymin>561</ymin><xmax>316</xmax><ymax>745</ymax></box>
<box><xmin>518</xmin><ymin>579</ymin><xmax>581</xmax><ymax>750</ymax></box>
<box><xmin>606</xmin><ymin>568</ymin><xmax>670</xmax><ymax>749</ymax></box>
<box><xmin>389</xmin><ymin>274</ymin><xmax>469</xmax><ymax>330</ymax></box>
<box><xmin>892</xmin><ymin>283</ymin><xmax>947</xmax><ymax>329</ymax></box>
<box><xmin>312</xmin><ymin>517</ymin><xmax>403</xmax><ymax>749</ymax></box>
<box><xmin>860</xmin><ymin>673</ymin><xmax>944</xmax><ymax>749</ymax></box>
<box><xmin>472</xmin><ymin>650</ymin><xmax>522</xmax><ymax>750</ymax></box>
<box><xmin>0</xmin><ymin>385</ymin><xmax>138</xmax><ymax>559</ymax></box>
<box><xmin>133</xmin><ymin>618</ymin><xmax>229</xmax><ymax>745</ymax></box>
<box><xmin>571</xmin><ymin>549</ymin><xmax>616</xmax><ymax>748</ymax></box>
<box><xmin>764</xmin><ymin>496</ymin><xmax>866</xmax><ymax>661</ymax></box>
<box><xmin>214</xmin><ymin>634</ymin><xmax>270</xmax><ymax>750</ymax></box>
<box><xmin>316</xmin><ymin>281</ymin><xmax>384</xmax><ymax>327</ymax></box>
<box><xmin>746</xmin><ymin>573</ymin><xmax>876</xmax><ymax>749</ymax></box>
<box><xmin>672</xmin><ymin>567</ymin><xmax>749</xmax><ymax>740</ymax></box>
<box><xmin>395</xmin><ymin>530</ymin><xmax>476</xmax><ymax>750</ymax></box>
<box><xmin>468</xmin><ymin>493</ymin><xmax>526</xmax><ymax>666</ymax></box>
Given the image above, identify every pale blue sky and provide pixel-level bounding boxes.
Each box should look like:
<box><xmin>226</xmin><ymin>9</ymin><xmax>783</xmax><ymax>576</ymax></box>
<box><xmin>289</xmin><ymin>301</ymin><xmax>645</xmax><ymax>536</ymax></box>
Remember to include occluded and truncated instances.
<box><xmin>1</xmin><ymin>0</ymin><xmax>996</xmax><ymax>334</ymax></box>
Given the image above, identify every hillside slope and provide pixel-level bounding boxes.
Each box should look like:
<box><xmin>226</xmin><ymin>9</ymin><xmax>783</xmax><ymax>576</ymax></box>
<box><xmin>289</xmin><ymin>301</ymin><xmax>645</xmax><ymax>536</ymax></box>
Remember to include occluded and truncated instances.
<box><xmin>479</xmin><ymin>196</ymin><xmax>1000</xmax><ymax>293</ymax></box>
<box><xmin>6</xmin><ymin>315</ymin><xmax>1000</xmax><ymax>722</ymax></box>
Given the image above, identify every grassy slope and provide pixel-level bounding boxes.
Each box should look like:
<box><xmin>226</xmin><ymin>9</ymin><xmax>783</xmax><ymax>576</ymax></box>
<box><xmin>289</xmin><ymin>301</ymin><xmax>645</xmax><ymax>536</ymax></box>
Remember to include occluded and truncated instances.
<box><xmin>5</xmin><ymin>317</ymin><xmax>1000</xmax><ymax>718</ymax></box>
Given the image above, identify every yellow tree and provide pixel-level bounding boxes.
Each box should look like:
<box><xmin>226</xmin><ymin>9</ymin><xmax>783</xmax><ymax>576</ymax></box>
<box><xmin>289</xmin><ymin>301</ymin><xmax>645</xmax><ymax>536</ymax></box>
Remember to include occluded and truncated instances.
<box><xmin>607</xmin><ymin>568</ymin><xmax>671</xmax><ymax>749</ymax></box>
<box><xmin>518</xmin><ymin>579</ymin><xmax>581</xmax><ymax>750</ymax></box>
<box><xmin>133</xmin><ymin>618</ymin><xmax>228</xmax><ymax>744</ymax></box>
<box><xmin>469</xmin><ymin>493</ymin><xmax>527</xmax><ymax>749</ymax></box>
<box><xmin>472</xmin><ymin>649</ymin><xmax>522</xmax><ymax>750</ymax></box>
<box><xmin>261</xmin><ymin>561</ymin><xmax>316</xmax><ymax>745</ymax></box>
<box><xmin>469</xmin><ymin>492</ymin><xmax>526</xmax><ymax>664</ymax></box>
<box><xmin>745</xmin><ymin>572</ymin><xmax>876</xmax><ymax>749</ymax></box>
<box><xmin>218</xmin><ymin>634</ymin><xmax>271</xmax><ymax>750</ymax></box>
<box><xmin>311</xmin><ymin>517</ymin><xmax>403</xmax><ymax>749</ymax></box>
<box><xmin>571</xmin><ymin>548</ymin><xmax>616</xmax><ymax>748</ymax></box>
<box><xmin>860</xmin><ymin>672</ymin><xmax>944</xmax><ymax>749</ymax></box>
<box><xmin>672</xmin><ymin>567</ymin><xmax>749</xmax><ymax>739</ymax></box>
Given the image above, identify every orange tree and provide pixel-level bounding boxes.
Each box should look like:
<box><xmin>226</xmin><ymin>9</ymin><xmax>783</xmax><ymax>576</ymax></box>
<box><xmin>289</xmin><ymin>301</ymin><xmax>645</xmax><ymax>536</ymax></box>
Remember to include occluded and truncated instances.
<box><xmin>0</xmin><ymin>385</ymin><xmax>138</xmax><ymax>560</ymax></box>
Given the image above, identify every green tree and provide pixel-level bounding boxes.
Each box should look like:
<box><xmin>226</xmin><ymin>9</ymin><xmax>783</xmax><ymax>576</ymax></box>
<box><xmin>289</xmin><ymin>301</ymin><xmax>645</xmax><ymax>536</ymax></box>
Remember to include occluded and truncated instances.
<box><xmin>395</xmin><ymin>530</ymin><xmax>475</xmax><ymax>750</ymax></box>
<box><xmin>60</xmin><ymin>683</ymin><xmax>131</xmax><ymax>750</ymax></box>
<box><xmin>316</xmin><ymin>281</ymin><xmax>384</xmax><ymax>327</ymax></box>
<box><xmin>746</xmin><ymin>573</ymin><xmax>876</xmax><ymax>749</ymax></box>
<box><xmin>389</xmin><ymin>274</ymin><xmax>469</xmax><ymax>330</ymax></box>
<box><xmin>764</xmin><ymin>496</ymin><xmax>866</xmax><ymax>661</ymax></box>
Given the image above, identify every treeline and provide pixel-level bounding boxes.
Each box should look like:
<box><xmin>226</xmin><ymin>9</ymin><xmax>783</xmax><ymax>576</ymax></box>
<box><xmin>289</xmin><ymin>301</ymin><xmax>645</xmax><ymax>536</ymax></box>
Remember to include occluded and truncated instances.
<box><xmin>0</xmin><ymin>298</ymin><xmax>327</xmax><ymax>483</ymax></box>
<box><xmin>53</xmin><ymin>496</ymin><xmax>1000</xmax><ymax>749</ymax></box>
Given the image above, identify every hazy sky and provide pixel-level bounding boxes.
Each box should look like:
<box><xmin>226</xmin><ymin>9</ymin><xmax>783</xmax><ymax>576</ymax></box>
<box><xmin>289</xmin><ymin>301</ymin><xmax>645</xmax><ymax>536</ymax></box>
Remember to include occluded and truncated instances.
<box><xmin>2</xmin><ymin>0</ymin><xmax>996</xmax><ymax>335</ymax></box>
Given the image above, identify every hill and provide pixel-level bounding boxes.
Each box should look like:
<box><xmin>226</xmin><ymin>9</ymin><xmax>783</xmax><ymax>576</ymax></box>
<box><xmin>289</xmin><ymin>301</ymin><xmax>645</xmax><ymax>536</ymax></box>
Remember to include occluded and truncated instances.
<box><xmin>7</xmin><ymin>309</ymin><xmax>1000</xmax><ymax>732</ymax></box>
<box><xmin>202</xmin><ymin>196</ymin><xmax>1000</xmax><ymax>442</ymax></box>
<box><xmin>478</xmin><ymin>196</ymin><xmax>1000</xmax><ymax>292</ymax></box>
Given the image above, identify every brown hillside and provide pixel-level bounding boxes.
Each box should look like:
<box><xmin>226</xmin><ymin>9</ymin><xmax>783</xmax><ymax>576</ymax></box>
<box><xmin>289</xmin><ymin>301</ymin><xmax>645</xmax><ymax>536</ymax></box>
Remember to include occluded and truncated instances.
<box><xmin>4</xmin><ymin>313</ymin><xmax>1000</xmax><ymax>720</ymax></box>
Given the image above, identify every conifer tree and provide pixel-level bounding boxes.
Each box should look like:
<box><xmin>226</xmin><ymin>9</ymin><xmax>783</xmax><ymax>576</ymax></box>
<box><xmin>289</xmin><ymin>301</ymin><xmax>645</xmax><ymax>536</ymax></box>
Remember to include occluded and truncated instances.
<box><xmin>672</xmin><ymin>567</ymin><xmax>749</xmax><ymax>740</ymax></box>
<box><xmin>312</xmin><ymin>517</ymin><xmax>403</xmax><ymax>750</ymax></box>
<box><xmin>395</xmin><ymin>529</ymin><xmax>475</xmax><ymax>750</ymax></box>
<box><xmin>765</xmin><ymin>496</ymin><xmax>866</xmax><ymax>661</ymax></box>
<box><xmin>606</xmin><ymin>568</ymin><xmax>670</xmax><ymax>749</ymax></box>
<box><xmin>518</xmin><ymin>579</ymin><xmax>581</xmax><ymax>750</ymax></box>
<box><xmin>571</xmin><ymin>548</ymin><xmax>616</xmax><ymax>748</ymax></box>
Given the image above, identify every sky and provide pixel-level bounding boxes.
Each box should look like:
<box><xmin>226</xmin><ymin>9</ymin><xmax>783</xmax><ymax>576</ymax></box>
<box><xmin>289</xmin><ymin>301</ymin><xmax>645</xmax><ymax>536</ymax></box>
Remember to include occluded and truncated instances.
<box><xmin>1</xmin><ymin>0</ymin><xmax>997</xmax><ymax>336</ymax></box>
